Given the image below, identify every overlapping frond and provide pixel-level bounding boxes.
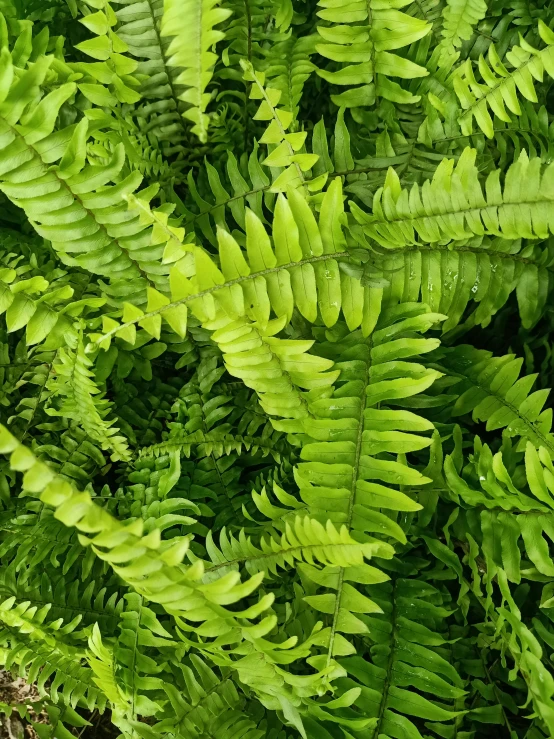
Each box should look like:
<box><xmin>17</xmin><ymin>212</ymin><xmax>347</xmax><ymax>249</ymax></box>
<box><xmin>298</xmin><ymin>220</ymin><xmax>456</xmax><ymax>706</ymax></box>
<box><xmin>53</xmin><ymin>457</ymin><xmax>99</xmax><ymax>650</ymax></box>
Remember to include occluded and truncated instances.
<box><xmin>288</xmin><ymin>303</ymin><xmax>443</xmax><ymax>670</ymax></box>
<box><xmin>114</xmin><ymin>0</ymin><xmax>188</xmax><ymax>151</ymax></box>
<box><xmin>202</xmin><ymin>517</ymin><xmax>388</xmax><ymax>580</ymax></box>
<box><xmin>72</xmin><ymin>1</ymin><xmax>142</xmax><ymax>107</ymax></box>
<box><xmin>337</xmin><ymin>578</ymin><xmax>465</xmax><ymax>738</ymax></box>
<box><xmin>0</xmin><ymin>426</ymin><xmax>336</xmax><ymax>715</ymax></box>
<box><xmin>264</xmin><ymin>35</ymin><xmax>318</xmax><ymax>121</ymax></box>
<box><xmin>431</xmin><ymin>344</ymin><xmax>554</xmax><ymax>453</ymax></box>
<box><xmin>0</xmin><ymin>50</ymin><xmax>169</xmax><ymax>292</ymax></box>
<box><xmin>0</xmin><ymin>253</ymin><xmax>104</xmax><ymax>345</ymax></box>
<box><xmin>438</xmin><ymin>0</ymin><xmax>488</xmax><ymax>64</ymax></box>
<box><xmin>454</xmin><ymin>21</ymin><xmax>554</xmax><ymax>137</ymax></box>
<box><xmin>367</xmin><ymin>237</ymin><xmax>554</xmax><ymax>331</ymax></box>
<box><xmin>45</xmin><ymin>331</ymin><xmax>131</xmax><ymax>462</ymax></box>
<box><xmin>0</xmin><ymin>595</ymin><xmax>106</xmax><ymax>711</ymax></box>
<box><xmin>351</xmin><ymin>148</ymin><xmax>554</xmax><ymax>250</ymax></box>
<box><xmin>446</xmin><ymin>438</ymin><xmax>554</xmax><ymax>583</ymax></box>
<box><xmin>99</xmin><ymin>180</ymin><xmax>390</xmax><ymax>354</ymax></box>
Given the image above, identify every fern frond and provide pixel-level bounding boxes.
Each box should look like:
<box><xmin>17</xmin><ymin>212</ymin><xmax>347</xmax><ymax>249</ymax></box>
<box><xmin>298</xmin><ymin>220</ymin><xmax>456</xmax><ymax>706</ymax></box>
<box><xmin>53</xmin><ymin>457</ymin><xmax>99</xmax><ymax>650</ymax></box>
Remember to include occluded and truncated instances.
<box><xmin>0</xmin><ymin>426</ymin><xmax>334</xmax><ymax>705</ymax></box>
<box><xmin>36</xmin><ymin>426</ymin><xmax>108</xmax><ymax>486</ymax></box>
<box><xmin>445</xmin><ymin>437</ymin><xmax>554</xmax><ymax>587</ymax></box>
<box><xmin>441</xmin><ymin>439</ymin><xmax>554</xmax><ymax>729</ymax></box>
<box><xmin>367</xmin><ymin>236</ymin><xmax>554</xmax><ymax>332</ymax></box>
<box><xmin>114</xmin><ymin>0</ymin><xmax>189</xmax><ymax>151</ymax></box>
<box><xmin>497</xmin><ymin>609</ymin><xmax>554</xmax><ymax>730</ymax></box>
<box><xmin>351</xmin><ymin>148</ymin><xmax>554</xmax><ymax>250</ymax></box>
<box><xmin>221</xmin><ymin>0</ymin><xmax>280</xmax><ymax>71</ymax></box>
<box><xmin>337</xmin><ymin>578</ymin><xmax>465</xmax><ymax>738</ymax></box>
<box><xmin>46</xmin><ymin>332</ymin><xmax>131</xmax><ymax>462</ymax></box>
<box><xmin>87</xmin><ymin>624</ymin><xmax>131</xmax><ymax>715</ymax></box>
<box><xmin>437</xmin><ymin>0</ymin><xmax>488</xmax><ymax>64</ymax></box>
<box><xmin>0</xmin><ymin>596</ymin><xmax>106</xmax><ymax>711</ymax></box>
<box><xmin>0</xmin><ymin>511</ymin><xmax>100</xmax><ymax>582</ymax></box>
<box><xmin>242</xmin><ymin>61</ymin><xmax>318</xmax><ymax>189</ymax></box>
<box><xmin>289</xmin><ymin>303</ymin><xmax>443</xmax><ymax>671</ymax></box>
<box><xmin>0</xmin><ymin>565</ymin><xmax>124</xmax><ymax>633</ymax></box>
<box><xmin>264</xmin><ymin>35</ymin><xmax>318</xmax><ymax>121</ymax></box>
<box><xmin>140</xmin><ymin>430</ymin><xmax>284</xmax><ymax>460</ymax></box>
<box><xmin>202</xmin><ymin>516</ymin><xmax>391</xmax><ymax>580</ymax></box>
<box><xmin>100</xmin><ymin>180</ymin><xmax>388</xmax><ymax>350</ymax></box>
<box><xmin>315</xmin><ymin>0</ymin><xmax>431</xmax><ymax>108</ymax></box>
<box><xmin>431</xmin><ymin>345</ymin><xmax>554</xmax><ymax>453</ymax></box>
<box><xmin>418</xmin><ymin>98</ymin><xmax>554</xmax><ymax>169</ymax></box>
<box><xmin>0</xmin><ymin>255</ymin><xmax>103</xmax><ymax>346</ymax></box>
<box><xmin>161</xmin><ymin>0</ymin><xmax>232</xmax><ymax>143</ymax></box>
<box><xmin>454</xmin><ymin>21</ymin><xmax>554</xmax><ymax>137</ymax></box>
<box><xmin>112</xmin><ymin>593</ymin><xmax>175</xmax><ymax>718</ymax></box>
<box><xmin>0</xmin><ymin>52</ymin><xmax>170</xmax><ymax>291</ymax></box>
<box><xmin>155</xmin><ymin>653</ymin><xmax>261</xmax><ymax>739</ymax></box>
<box><xmin>72</xmin><ymin>1</ymin><xmax>142</xmax><ymax>106</ymax></box>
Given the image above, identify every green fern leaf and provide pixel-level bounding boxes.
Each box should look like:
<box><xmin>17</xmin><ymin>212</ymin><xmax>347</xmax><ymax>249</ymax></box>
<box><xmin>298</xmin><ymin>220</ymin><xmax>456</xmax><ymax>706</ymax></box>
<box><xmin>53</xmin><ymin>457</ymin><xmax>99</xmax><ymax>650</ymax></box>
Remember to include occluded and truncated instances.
<box><xmin>286</xmin><ymin>303</ymin><xmax>444</xmax><ymax>671</ymax></box>
<box><xmin>351</xmin><ymin>148</ymin><xmax>554</xmax><ymax>249</ymax></box>
<box><xmin>46</xmin><ymin>332</ymin><xmax>131</xmax><ymax>462</ymax></box>
<box><xmin>454</xmin><ymin>21</ymin><xmax>554</xmax><ymax>137</ymax></box>
<box><xmin>161</xmin><ymin>0</ymin><xmax>232</xmax><ymax>142</ymax></box>
<box><xmin>315</xmin><ymin>0</ymin><xmax>431</xmax><ymax>107</ymax></box>
<box><xmin>438</xmin><ymin>0</ymin><xmax>487</xmax><ymax>64</ymax></box>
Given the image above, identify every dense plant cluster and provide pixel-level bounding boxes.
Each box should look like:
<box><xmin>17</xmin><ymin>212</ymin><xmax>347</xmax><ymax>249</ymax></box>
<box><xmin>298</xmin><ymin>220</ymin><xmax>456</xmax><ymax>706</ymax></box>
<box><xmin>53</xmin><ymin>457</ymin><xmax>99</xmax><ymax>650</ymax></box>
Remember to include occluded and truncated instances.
<box><xmin>0</xmin><ymin>0</ymin><xmax>554</xmax><ymax>737</ymax></box>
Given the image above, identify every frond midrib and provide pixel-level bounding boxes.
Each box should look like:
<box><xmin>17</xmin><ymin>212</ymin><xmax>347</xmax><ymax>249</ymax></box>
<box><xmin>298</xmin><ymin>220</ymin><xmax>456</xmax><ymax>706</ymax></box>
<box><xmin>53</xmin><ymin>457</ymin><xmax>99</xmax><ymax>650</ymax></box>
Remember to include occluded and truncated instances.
<box><xmin>371</xmin><ymin>579</ymin><xmax>397</xmax><ymax>739</ymax></box>
<box><xmin>326</xmin><ymin>337</ymin><xmax>372</xmax><ymax>670</ymax></box>
<box><xmin>368</xmin><ymin>194</ymin><xmax>554</xmax><ymax>230</ymax></box>
<box><xmin>97</xmin><ymin>250</ymin><xmax>350</xmax><ymax>343</ymax></box>
<box><xmin>3</xmin><ymin>120</ymin><xmax>154</xmax><ymax>287</ymax></box>
<box><xmin>206</xmin><ymin>537</ymin><xmax>368</xmax><ymax>573</ymax></box>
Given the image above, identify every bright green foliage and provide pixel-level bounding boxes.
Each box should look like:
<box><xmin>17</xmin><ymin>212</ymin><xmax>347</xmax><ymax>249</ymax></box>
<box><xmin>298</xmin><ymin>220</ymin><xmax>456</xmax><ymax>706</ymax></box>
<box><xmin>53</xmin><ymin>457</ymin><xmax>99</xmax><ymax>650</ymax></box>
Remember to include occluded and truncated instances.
<box><xmin>437</xmin><ymin>0</ymin><xmax>488</xmax><ymax>64</ymax></box>
<box><xmin>1</xmin><ymin>2</ymin><xmax>554</xmax><ymax>739</ymax></box>
<box><xmin>337</xmin><ymin>579</ymin><xmax>466</xmax><ymax>737</ymax></box>
<box><xmin>161</xmin><ymin>0</ymin><xmax>232</xmax><ymax>142</ymax></box>
<box><xmin>45</xmin><ymin>330</ymin><xmax>132</xmax><ymax>462</ymax></box>
<box><xmin>351</xmin><ymin>147</ymin><xmax>554</xmax><ymax>246</ymax></box>
<box><xmin>315</xmin><ymin>0</ymin><xmax>431</xmax><ymax>108</ymax></box>
<box><xmin>454</xmin><ymin>21</ymin><xmax>554</xmax><ymax>137</ymax></box>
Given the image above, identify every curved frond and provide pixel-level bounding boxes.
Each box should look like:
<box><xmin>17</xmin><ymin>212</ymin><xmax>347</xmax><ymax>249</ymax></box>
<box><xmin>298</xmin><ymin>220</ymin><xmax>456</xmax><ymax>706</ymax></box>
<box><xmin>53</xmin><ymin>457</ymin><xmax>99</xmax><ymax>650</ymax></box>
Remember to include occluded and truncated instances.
<box><xmin>454</xmin><ymin>21</ymin><xmax>554</xmax><ymax>137</ymax></box>
<box><xmin>0</xmin><ymin>426</ymin><xmax>332</xmax><ymax>705</ymax></box>
<box><xmin>367</xmin><ymin>237</ymin><xmax>554</xmax><ymax>331</ymax></box>
<box><xmin>438</xmin><ymin>0</ymin><xmax>487</xmax><ymax>64</ymax></box>
<box><xmin>100</xmin><ymin>180</ymin><xmax>387</xmax><ymax>352</ymax></box>
<box><xmin>46</xmin><ymin>332</ymin><xmax>131</xmax><ymax>462</ymax></box>
<box><xmin>431</xmin><ymin>345</ymin><xmax>554</xmax><ymax>453</ymax></box>
<box><xmin>0</xmin><ymin>51</ymin><xmax>170</xmax><ymax>291</ymax></box>
<box><xmin>0</xmin><ymin>595</ymin><xmax>106</xmax><ymax>711</ymax></box>
<box><xmin>202</xmin><ymin>516</ymin><xmax>390</xmax><ymax>580</ymax></box>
